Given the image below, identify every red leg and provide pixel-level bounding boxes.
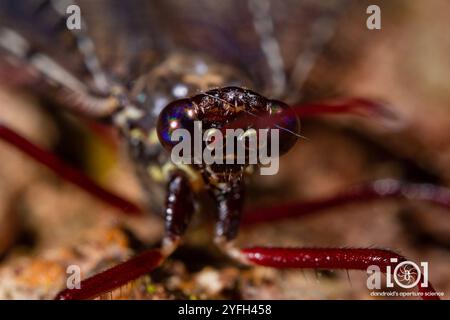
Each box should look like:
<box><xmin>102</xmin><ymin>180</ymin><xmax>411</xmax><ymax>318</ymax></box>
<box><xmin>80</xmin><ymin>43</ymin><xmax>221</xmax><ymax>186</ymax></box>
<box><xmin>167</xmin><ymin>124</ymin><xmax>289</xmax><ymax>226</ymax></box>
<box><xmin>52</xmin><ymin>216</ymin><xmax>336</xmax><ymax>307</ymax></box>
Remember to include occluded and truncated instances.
<box><xmin>55</xmin><ymin>172</ymin><xmax>195</xmax><ymax>300</ymax></box>
<box><xmin>55</xmin><ymin>248</ymin><xmax>164</xmax><ymax>300</ymax></box>
<box><xmin>0</xmin><ymin>123</ymin><xmax>142</xmax><ymax>215</ymax></box>
<box><xmin>241</xmin><ymin>247</ymin><xmax>439</xmax><ymax>300</ymax></box>
<box><xmin>212</xmin><ymin>181</ymin><xmax>441</xmax><ymax>300</ymax></box>
<box><xmin>223</xmin><ymin>97</ymin><xmax>398</xmax><ymax>136</ymax></box>
<box><xmin>273</xmin><ymin>97</ymin><xmax>398</xmax><ymax>134</ymax></box>
<box><xmin>242</xmin><ymin>179</ymin><xmax>450</xmax><ymax>225</ymax></box>
<box><xmin>290</xmin><ymin>97</ymin><xmax>397</xmax><ymax>119</ymax></box>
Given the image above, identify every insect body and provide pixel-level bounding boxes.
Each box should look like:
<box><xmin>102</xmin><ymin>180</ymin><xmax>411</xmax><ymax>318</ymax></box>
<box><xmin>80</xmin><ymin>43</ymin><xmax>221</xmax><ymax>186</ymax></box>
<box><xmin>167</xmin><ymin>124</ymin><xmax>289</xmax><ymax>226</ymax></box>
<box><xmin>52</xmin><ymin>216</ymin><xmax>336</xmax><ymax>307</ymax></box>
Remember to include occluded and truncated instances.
<box><xmin>113</xmin><ymin>53</ymin><xmax>253</xmax><ymax>215</ymax></box>
<box><xmin>0</xmin><ymin>0</ymin><xmax>448</xmax><ymax>300</ymax></box>
<box><xmin>113</xmin><ymin>53</ymin><xmax>301</xmax><ymax>254</ymax></box>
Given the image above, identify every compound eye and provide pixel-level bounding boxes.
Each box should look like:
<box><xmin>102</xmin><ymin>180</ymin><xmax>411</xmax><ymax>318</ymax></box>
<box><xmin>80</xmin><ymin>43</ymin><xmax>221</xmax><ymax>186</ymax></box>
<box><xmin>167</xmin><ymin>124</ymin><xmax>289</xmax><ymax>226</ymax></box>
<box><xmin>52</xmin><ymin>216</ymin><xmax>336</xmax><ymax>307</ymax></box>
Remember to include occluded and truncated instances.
<box><xmin>267</xmin><ymin>100</ymin><xmax>300</xmax><ymax>155</ymax></box>
<box><xmin>157</xmin><ymin>99</ymin><xmax>196</xmax><ymax>150</ymax></box>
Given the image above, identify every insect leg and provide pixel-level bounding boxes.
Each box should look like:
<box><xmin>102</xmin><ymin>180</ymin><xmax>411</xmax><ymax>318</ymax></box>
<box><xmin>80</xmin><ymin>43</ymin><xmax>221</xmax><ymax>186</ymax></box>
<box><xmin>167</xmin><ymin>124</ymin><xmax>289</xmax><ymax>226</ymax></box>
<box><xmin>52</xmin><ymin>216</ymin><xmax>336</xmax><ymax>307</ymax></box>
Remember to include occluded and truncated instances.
<box><xmin>0</xmin><ymin>122</ymin><xmax>142</xmax><ymax>215</ymax></box>
<box><xmin>212</xmin><ymin>179</ymin><xmax>246</xmax><ymax>248</ymax></box>
<box><xmin>248</xmin><ymin>0</ymin><xmax>286</xmax><ymax>97</ymax></box>
<box><xmin>212</xmin><ymin>187</ymin><xmax>439</xmax><ymax>299</ymax></box>
<box><xmin>242</xmin><ymin>179</ymin><xmax>450</xmax><ymax>225</ymax></box>
<box><xmin>224</xmin><ymin>97</ymin><xmax>397</xmax><ymax>134</ymax></box>
<box><xmin>290</xmin><ymin>97</ymin><xmax>397</xmax><ymax>120</ymax></box>
<box><xmin>0</xmin><ymin>26</ymin><xmax>120</xmax><ymax>118</ymax></box>
<box><xmin>240</xmin><ymin>247</ymin><xmax>439</xmax><ymax>300</ymax></box>
<box><xmin>55</xmin><ymin>248</ymin><xmax>163</xmax><ymax>300</ymax></box>
<box><xmin>51</xmin><ymin>0</ymin><xmax>110</xmax><ymax>93</ymax></box>
<box><xmin>54</xmin><ymin>171</ymin><xmax>195</xmax><ymax>300</ymax></box>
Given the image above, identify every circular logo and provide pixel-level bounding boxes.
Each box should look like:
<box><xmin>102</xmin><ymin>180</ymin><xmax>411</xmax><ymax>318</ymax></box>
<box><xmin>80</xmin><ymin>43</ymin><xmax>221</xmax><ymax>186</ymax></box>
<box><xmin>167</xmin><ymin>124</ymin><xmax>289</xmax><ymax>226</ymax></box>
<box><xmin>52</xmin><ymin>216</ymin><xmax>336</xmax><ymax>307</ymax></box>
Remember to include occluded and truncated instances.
<box><xmin>393</xmin><ymin>261</ymin><xmax>421</xmax><ymax>289</ymax></box>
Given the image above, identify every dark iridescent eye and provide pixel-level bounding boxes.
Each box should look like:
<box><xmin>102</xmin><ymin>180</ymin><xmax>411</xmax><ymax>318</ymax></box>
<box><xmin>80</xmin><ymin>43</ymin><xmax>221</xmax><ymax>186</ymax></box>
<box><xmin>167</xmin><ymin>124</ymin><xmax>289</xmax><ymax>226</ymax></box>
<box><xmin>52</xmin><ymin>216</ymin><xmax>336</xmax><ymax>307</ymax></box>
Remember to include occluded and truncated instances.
<box><xmin>157</xmin><ymin>99</ymin><xmax>196</xmax><ymax>150</ymax></box>
<box><xmin>267</xmin><ymin>100</ymin><xmax>300</xmax><ymax>155</ymax></box>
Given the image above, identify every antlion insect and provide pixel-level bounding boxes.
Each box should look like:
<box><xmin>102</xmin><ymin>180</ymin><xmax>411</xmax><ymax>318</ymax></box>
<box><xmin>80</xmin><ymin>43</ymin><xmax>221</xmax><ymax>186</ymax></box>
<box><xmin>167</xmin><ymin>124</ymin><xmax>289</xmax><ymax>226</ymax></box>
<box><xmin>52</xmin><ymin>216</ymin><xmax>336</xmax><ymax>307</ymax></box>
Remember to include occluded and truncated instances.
<box><xmin>0</xmin><ymin>0</ymin><xmax>448</xmax><ymax>300</ymax></box>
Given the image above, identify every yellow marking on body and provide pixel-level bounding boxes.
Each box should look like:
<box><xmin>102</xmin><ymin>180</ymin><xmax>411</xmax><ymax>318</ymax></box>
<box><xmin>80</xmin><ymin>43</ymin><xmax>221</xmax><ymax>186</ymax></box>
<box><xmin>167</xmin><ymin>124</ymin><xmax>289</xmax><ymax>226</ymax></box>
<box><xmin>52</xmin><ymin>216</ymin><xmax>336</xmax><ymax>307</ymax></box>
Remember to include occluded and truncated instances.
<box><xmin>147</xmin><ymin>162</ymin><xmax>204</xmax><ymax>193</ymax></box>
<box><xmin>160</xmin><ymin>162</ymin><xmax>176</xmax><ymax>180</ymax></box>
<box><xmin>148</xmin><ymin>129</ymin><xmax>159</xmax><ymax>145</ymax></box>
<box><xmin>148</xmin><ymin>165</ymin><xmax>164</xmax><ymax>182</ymax></box>
<box><xmin>114</xmin><ymin>107</ymin><xmax>142</xmax><ymax>129</ymax></box>
<box><xmin>105</xmin><ymin>96</ymin><xmax>120</xmax><ymax>109</ymax></box>
<box><xmin>234</xmin><ymin>104</ymin><xmax>246</xmax><ymax>112</ymax></box>
<box><xmin>245</xmin><ymin>165</ymin><xmax>255</xmax><ymax>175</ymax></box>
<box><xmin>130</xmin><ymin>128</ymin><xmax>145</xmax><ymax>140</ymax></box>
<box><xmin>169</xmin><ymin>163</ymin><xmax>205</xmax><ymax>192</ymax></box>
